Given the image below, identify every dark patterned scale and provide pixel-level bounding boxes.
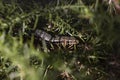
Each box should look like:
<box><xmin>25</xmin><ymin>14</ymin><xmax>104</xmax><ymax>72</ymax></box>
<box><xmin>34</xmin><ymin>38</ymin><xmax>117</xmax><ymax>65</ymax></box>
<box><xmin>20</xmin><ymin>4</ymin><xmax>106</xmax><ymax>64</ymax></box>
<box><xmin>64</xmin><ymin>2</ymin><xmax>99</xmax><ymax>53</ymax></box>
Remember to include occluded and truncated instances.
<box><xmin>35</xmin><ymin>30</ymin><xmax>79</xmax><ymax>47</ymax></box>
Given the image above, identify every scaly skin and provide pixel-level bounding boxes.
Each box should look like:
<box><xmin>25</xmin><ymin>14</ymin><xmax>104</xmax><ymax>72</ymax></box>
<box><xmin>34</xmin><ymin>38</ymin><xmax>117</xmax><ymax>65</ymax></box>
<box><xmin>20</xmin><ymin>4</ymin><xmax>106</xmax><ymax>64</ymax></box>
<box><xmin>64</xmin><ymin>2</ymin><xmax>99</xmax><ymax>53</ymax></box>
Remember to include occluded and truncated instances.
<box><xmin>35</xmin><ymin>30</ymin><xmax>79</xmax><ymax>46</ymax></box>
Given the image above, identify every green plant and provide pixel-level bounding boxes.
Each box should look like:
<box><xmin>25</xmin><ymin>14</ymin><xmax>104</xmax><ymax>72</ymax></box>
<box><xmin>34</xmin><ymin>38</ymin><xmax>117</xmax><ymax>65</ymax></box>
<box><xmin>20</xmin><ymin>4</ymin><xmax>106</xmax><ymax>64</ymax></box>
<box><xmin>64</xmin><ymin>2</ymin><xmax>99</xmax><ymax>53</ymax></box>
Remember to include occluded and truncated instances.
<box><xmin>0</xmin><ymin>0</ymin><xmax>119</xmax><ymax>80</ymax></box>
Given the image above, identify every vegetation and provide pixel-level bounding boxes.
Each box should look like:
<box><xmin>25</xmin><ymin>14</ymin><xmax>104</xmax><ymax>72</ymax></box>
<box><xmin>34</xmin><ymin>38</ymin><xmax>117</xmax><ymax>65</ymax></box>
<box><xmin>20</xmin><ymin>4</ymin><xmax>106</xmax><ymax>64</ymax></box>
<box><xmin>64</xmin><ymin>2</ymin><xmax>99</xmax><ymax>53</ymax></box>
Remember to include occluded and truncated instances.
<box><xmin>0</xmin><ymin>0</ymin><xmax>120</xmax><ymax>80</ymax></box>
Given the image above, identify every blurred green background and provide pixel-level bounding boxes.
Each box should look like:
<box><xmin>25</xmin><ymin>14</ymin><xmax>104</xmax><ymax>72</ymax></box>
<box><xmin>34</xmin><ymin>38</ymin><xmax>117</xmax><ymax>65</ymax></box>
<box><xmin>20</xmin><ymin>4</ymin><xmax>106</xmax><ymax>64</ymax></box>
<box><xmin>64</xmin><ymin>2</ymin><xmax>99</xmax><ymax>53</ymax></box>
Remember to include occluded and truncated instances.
<box><xmin>0</xmin><ymin>0</ymin><xmax>120</xmax><ymax>80</ymax></box>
